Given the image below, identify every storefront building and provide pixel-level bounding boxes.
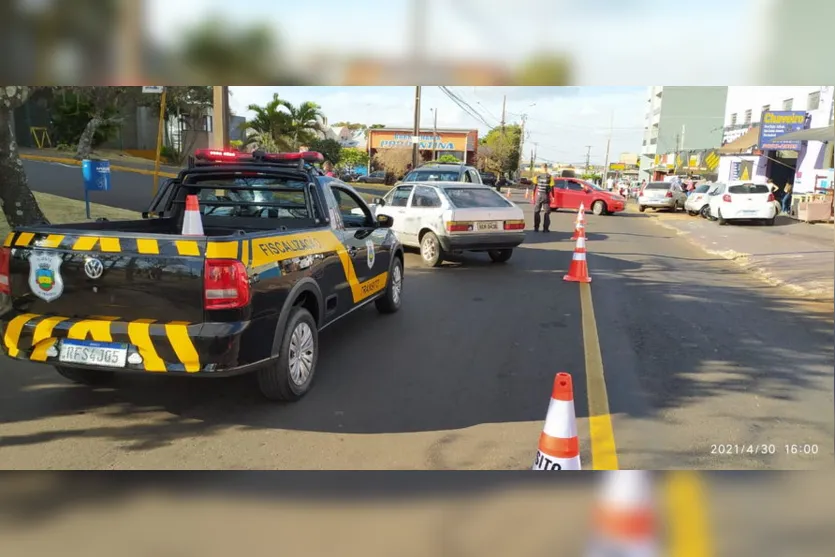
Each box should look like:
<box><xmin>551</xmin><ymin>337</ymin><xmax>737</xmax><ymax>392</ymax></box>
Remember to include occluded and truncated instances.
<box><xmin>367</xmin><ymin>128</ymin><xmax>478</xmax><ymax>166</ymax></box>
<box><xmin>716</xmin><ymin>86</ymin><xmax>833</xmax><ymax>193</ymax></box>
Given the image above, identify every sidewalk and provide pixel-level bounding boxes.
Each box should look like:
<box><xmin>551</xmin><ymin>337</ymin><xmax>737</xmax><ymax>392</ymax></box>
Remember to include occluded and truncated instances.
<box><xmin>638</xmin><ymin>207</ymin><xmax>834</xmax><ymax>301</ymax></box>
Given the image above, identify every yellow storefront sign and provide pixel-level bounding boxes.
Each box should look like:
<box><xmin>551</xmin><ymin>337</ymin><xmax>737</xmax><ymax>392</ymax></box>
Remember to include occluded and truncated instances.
<box><xmin>369</xmin><ymin>130</ymin><xmax>469</xmax><ymax>151</ymax></box>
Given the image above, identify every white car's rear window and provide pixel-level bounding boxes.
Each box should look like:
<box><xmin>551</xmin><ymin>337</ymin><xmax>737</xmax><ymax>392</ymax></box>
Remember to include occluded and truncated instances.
<box><xmin>444</xmin><ymin>188</ymin><xmax>512</xmax><ymax>208</ymax></box>
<box><xmin>729</xmin><ymin>184</ymin><xmax>770</xmax><ymax>194</ymax></box>
<box><xmin>644</xmin><ymin>182</ymin><xmax>670</xmax><ymax>190</ymax></box>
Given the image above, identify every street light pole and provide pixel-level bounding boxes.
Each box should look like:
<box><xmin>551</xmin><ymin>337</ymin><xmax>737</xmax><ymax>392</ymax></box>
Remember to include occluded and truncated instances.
<box><xmin>412</xmin><ymin>86</ymin><xmax>422</xmax><ymax>168</ymax></box>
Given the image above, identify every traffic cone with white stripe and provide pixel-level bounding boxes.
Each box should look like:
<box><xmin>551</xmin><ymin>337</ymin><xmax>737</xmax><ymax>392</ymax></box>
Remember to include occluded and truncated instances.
<box><xmin>182</xmin><ymin>194</ymin><xmax>204</xmax><ymax>236</ymax></box>
<box><xmin>564</xmin><ymin>229</ymin><xmax>591</xmax><ymax>283</ymax></box>
<box><xmin>532</xmin><ymin>372</ymin><xmax>581</xmax><ymax>470</ymax></box>
<box><xmin>586</xmin><ymin>471</ymin><xmax>658</xmax><ymax>557</ymax></box>
<box><xmin>571</xmin><ymin>203</ymin><xmax>586</xmax><ymax>240</ymax></box>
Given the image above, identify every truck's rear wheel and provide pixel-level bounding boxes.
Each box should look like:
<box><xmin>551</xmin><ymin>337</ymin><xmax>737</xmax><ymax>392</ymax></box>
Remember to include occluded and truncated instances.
<box><xmin>55</xmin><ymin>366</ymin><xmax>114</xmax><ymax>385</ymax></box>
<box><xmin>257</xmin><ymin>307</ymin><xmax>319</xmax><ymax>402</ymax></box>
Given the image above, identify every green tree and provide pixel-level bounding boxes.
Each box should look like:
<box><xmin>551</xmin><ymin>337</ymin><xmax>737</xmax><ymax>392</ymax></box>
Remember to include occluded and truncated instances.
<box><xmin>339</xmin><ymin>147</ymin><xmax>369</xmax><ymax>170</ymax></box>
<box><xmin>50</xmin><ymin>89</ymin><xmax>121</xmax><ymax>148</ymax></box>
<box><xmin>436</xmin><ymin>154</ymin><xmax>461</xmax><ymax>163</ymax></box>
<box><xmin>479</xmin><ymin>125</ymin><xmax>522</xmax><ymax>175</ymax></box>
<box><xmin>308</xmin><ymin>138</ymin><xmax>342</xmax><ymax>165</ymax></box>
<box><xmin>333</xmin><ymin>122</ymin><xmax>366</xmax><ymax>131</ymax></box>
<box><xmin>0</xmin><ymin>86</ymin><xmax>49</xmax><ymax>227</ymax></box>
<box><xmin>514</xmin><ymin>55</ymin><xmax>572</xmax><ymax>85</ymax></box>
<box><xmin>283</xmin><ymin>100</ymin><xmax>326</xmax><ymax>149</ymax></box>
<box><xmin>241</xmin><ymin>94</ymin><xmax>326</xmax><ymax>151</ymax></box>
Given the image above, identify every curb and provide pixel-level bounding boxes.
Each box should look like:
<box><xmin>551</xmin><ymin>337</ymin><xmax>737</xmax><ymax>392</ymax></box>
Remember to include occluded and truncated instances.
<box><xmin>644</xmin><ymin>212</ymin><xmax>835</xmax><ymax>303</ymax></box>
<box><xmin>21</xmin><ymin>154</ymin><xmax>179</xmax><ymax>179</ymax></box>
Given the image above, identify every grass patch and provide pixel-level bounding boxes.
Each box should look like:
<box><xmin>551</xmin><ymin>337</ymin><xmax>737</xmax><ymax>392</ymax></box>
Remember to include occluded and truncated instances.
<box><xmin>0</xmin><ymin>193</ymin><xmax>140</xmax><ymax>238</ymax></box>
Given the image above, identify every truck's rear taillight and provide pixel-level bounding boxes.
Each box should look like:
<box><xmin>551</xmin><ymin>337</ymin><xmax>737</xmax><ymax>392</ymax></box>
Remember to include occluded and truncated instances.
<box><xmin>665</xmin><ymin>191</ymin><xmax>673</xmax><ymax>198</ymax></box>
<box><xmin>204</xmin><ymin>259</ymin><xmax>250</xmax><ymax>310</ymax></box>
<box><xmin>0</xmin><ymin>247</ymin><xmax>11</xmax><ymax>295</ymax></box>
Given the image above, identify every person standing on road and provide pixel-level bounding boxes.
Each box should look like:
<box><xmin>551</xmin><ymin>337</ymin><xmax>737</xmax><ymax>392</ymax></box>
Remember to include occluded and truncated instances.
<box><xmin>322</xmin><ymin>161</ymin><xmax>336</xmax><ymax>177</ymax></box>
<box><xmin>533</xmin><ymin>173</ymin><xmax>553</xmax><ymax>232</ymax></box>
<box><xmin>782</xmin><ymin>181</ymin><xmax>793</xmax><ymax>214</ymax></box>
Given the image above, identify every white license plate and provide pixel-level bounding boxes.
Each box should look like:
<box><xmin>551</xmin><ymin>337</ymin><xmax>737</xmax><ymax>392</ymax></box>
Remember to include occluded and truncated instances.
<box><xmin>475</xmin><ymin>221</ymin><xmax>501</xmax><ymax>231</ymax></box>
<box><xmin>59</xmin><ymin>340</ymin><xmax>128</xmax><ymax>368</ymax></box>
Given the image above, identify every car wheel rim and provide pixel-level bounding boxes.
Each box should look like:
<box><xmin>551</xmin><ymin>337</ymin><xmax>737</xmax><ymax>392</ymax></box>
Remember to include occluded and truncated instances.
<box><xmin>421</xmin><ymin>237</ymin><xmax>436</xmax><ymax>261</ymax></box>
<box><xmin>391</xmin><ymin>263</ymin><xmax>402</xmax><ymax>304</ymax></box>
<box><xmin>288</xmin><ymin>322</ymin><xmax>314</xmax><ymax>386</ymax></box>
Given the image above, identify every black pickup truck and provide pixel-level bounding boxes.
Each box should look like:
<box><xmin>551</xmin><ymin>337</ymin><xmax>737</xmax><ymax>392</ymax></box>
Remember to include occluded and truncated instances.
<box><xmin>0</xmin><ymin>149</ymin><xmax>405</xmax><ymax>401</ymax></box>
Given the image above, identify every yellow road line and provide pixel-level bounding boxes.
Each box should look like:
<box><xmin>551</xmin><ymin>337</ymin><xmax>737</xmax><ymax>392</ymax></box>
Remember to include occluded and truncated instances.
<box><xmin>20</xmin><ymin>154</ymin><xmax>178</xmax><ymax>178</ymax></box>
<box><xmin>579</xmin><ymin>282</ymin><xmax>619</xmax><ymax>470</ymax></box>
<box><xmin>664</xmin><ymin>471</ymin><xmax>714</xmax><ymax>557</ymax></box>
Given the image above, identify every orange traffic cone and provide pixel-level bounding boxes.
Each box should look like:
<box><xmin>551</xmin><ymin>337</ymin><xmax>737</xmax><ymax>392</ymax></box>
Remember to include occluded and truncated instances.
<box><xmin>571</xmin><ymin>203</ymin><xmax>586</xmax><ymax>240</ymax></box>
<box><xmin>564</xmin><ymin>232</ymin><xmax>591</xmax><ymax>283</ymax></box>
<box><xmin>182</xmin><ymin>194</ymin><xmax>204</xmax><ymax>236</ymax></box>
<box><xmin>533</xmin><ymin>372</ymin><xmax>581</xmax><ymax>470</ymax></box>
<box><xmin>506</xmin><ymin>187</ymin><xmax>512</xmax><ymax>199</ymax></box>
<box><xmin>586</xmin><ymin>471</ymin><xmax>658</xmax><ymax>557</ymax></box>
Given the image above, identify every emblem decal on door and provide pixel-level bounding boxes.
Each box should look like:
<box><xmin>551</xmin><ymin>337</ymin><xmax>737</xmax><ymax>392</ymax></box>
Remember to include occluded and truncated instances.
<box><xmin>366</xmin><ymin>239</ymin><xmax>375</xmax><ymax>269</ymax></box>
<box><xmin>28</xmin><ymin>251</ymin><xmax>65</xmax><ymax>302</ymax></box>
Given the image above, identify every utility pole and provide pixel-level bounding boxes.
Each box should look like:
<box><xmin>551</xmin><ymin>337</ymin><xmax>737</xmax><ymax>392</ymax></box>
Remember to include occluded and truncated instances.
<box><xmin>602</xmin><ymin>112</ymin><xmax>613</xmax><ymax>185</ymax></box>
<box><xmin>117</xmin><ymin>0</ymin><xmax>142</xmax><ymax>84</ymax></box>
<box><xmin>517</xmin><ymin>114</ymin><xmax>527</xmax><ymax>178</ymax></box>
<box><xmin>412</xmin><ymin>86</ymin><xmax>422</xmax><ymax>168</ymax></box>
<box><xmin>431</xmin><ymin>108</ymin><xmax>438</xmax><ymax>161</ymax></box>
<box><xmin>211</xmin><ymin>86</ymin><xmax>230</xmax><ymax>149</ymax></box>
<box><xmin>530</xmin><ymin>142</ymin><xmax>538</xmax><ymax>177</ymax></box>
<box><xmin>500</xmin><ymin>95</ymin><xmax>507</xmax><ymax>133</ymax></box>
<box><xmin>584</xmin><ymin>145</ymin><xmax>592</xmax><ymax>173</ymax></box>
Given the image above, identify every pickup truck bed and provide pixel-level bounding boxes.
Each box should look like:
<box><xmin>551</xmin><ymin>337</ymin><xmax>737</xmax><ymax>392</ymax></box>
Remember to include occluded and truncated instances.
<box><xmin>0</xmin><ymin>151</ymin><xmax>404</xmax><ymax>401</ymax></box>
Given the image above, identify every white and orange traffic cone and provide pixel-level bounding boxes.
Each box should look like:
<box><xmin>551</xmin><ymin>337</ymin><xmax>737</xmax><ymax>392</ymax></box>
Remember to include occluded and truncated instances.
<box><xmin>525</xmin><ymin>188</ymin><xmax>531</xmax><ymax>200</ymax></box>
<box><xmin>505</xmin><ymin>187</ymin><xmax>512</xmax><ymax>199</ymax></box>
<box><xmin>533</xmin><ymin>372</ymin><xmax>581</xmax><ymax>470</ymax></box>
<box><xmin>586</xmin><ymin>471</ymin><xmax>658</xmax><ymax>557</ymax></box>
<box><xmin>564</xmin><ymin>231</ymin><xmax>591</xmax><ymax>283</ymax></box>
<box><xmin>182</xmin><ymin>194</ymin><xmax>204</xmax><ymax>236</ymax></box>
<box><xmin>571</xmin><ymin>203</ymin><xmax>586</xmax><ymax>240</ymax></box>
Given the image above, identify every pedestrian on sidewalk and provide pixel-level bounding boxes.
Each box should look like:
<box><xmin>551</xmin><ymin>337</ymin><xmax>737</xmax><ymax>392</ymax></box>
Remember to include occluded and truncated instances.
<box><xmin>782</xmin><ymin>182</ymin><xmax>793</xmax><ymax>214</ymax></box>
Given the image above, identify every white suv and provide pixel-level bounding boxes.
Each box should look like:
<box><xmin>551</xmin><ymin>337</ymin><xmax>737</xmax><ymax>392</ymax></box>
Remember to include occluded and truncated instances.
<box><xmin>707</xmin><ymin>181</ymin><xmax>778</xmax><ymax>226</ymax></box>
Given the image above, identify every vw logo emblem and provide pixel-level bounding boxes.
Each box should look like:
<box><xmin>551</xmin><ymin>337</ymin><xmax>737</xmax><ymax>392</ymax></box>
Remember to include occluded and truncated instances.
<box><xmin>84</xmin><ymin>258</ymin><xmax>104</xmax><ymax>280</ymax></box>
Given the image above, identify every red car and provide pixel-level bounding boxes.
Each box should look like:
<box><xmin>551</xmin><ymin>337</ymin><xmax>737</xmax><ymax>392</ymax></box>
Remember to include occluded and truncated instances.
<box><xmin>550</xmin><ymin>178</ymin><xmax>626</xmax><ymax>215</ymax></box>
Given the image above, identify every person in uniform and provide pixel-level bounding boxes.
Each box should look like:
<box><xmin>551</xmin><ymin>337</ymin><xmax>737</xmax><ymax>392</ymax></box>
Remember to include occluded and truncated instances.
<box><xmin>533</xmin><ymin>173</ymin><xmax>553</xmax><ymax>232</ymax></box>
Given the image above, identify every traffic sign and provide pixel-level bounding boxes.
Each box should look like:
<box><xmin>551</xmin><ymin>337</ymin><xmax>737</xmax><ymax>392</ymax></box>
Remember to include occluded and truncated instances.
<box><xmin>142</xmin><ymin>86</ymin><xmax>164</xmax><ymax>93</ymax></box>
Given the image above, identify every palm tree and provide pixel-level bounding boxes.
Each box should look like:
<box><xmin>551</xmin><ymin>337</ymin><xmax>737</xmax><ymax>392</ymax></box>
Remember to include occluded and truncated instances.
<box><xmin>281</xmin><ymin>100</ymin><xmax>326</xmax><ymax>150</ymax></box>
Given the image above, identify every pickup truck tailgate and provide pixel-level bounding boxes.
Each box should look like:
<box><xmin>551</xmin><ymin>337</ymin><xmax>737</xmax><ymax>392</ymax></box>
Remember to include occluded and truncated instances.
<box><xmin>4</xmin><ymin>230</ymin><xmax>208</xmax><ymax>324</ymax></box>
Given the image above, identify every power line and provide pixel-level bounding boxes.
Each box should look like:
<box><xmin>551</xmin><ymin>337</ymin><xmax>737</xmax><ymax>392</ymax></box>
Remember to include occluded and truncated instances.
<box><xmin>437</xmin><ymin>86</ymin><xmax>493</xmax><ymax>128</ymax></box>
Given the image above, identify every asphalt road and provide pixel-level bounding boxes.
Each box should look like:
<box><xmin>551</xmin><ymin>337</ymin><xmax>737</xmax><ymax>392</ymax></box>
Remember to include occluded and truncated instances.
<box><xmin>22</xmin><ymin>159</ymin><xmax>388</xmax><ymax>212</ymax></box>
<box><xmin>2</xmin><ymin>176</ymin><xmax>833</xmax><ymax>469</ymax></box>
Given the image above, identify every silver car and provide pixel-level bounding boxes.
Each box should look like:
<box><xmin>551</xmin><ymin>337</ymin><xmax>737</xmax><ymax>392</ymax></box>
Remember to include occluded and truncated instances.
<box><xmin>638</xmin><ymin>181</ymin><xmax>687</xmax><ymax>212</ymax></box>
<box><xmin>371</xmin><ymin>182</ymin><xmax>525</xmax><ymax>267</ymax></box>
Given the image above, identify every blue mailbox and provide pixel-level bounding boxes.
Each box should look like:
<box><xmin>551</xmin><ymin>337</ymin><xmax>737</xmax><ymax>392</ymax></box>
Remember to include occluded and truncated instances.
<box><xmin>81</xmin><ymin>159</ymin><xmax>111</xmax><ymax>218</ymax></box>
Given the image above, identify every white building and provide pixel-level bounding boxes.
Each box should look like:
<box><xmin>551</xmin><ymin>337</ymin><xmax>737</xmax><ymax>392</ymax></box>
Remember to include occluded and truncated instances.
<box><xmin>717</xmin><ymin>86</ymin><xmax>834</xmax><ymax>193</ymax></box>
<box><xmin>328</xmin><ymin>126</ymin><xmax>367</xmax><ymax>149</ymax></box>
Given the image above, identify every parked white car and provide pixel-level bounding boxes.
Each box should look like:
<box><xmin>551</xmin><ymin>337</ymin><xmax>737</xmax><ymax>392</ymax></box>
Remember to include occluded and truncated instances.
<box><xmin>372</xmin><ymin>182</ymin><xmax>526</xmax><ymax>267</ymax></box>
<box><xmin>638</xmin><ymin>181</ymin><xmax>687</xmax><ymax>212</ymax></box>
<box><xmin>707</xmin><ymin>181</ymin><xmax>778</xmax><ymax>225</ymax></box>
<box><xmin>685</xmin><ymin>183</ymin><xmax>720</xmax><ymax>218</ymax></box>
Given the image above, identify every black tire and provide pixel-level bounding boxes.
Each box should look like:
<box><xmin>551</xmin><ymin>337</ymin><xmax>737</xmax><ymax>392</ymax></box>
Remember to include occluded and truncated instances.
<box><xmin>717</xmin><ymin>209</ymin><xmax>727</xmax><ymax>225</ymax></box>
<box><xmin>488</xmin><ymin>249</ymin><xmax>513</xmax><ymax>263</ymax></box>
<box><xmin>256</xmin><ymin>307</ymin><xmax>318</xmax><ymax>402</ymax></box>
<box><xmin>375</xmin><ymin>256</ymin><xmax>403</xmax><ymax>314</ymax></box>
<box><xmin>55</xmin><ymin>366</ymin><xmax>114</xmax><ymax>385</ymax></box>
<box><xmin>687</xmin><ymin>210</ymin><xmax>698</xmax><ymax>216</ymax></box>
<box><xmin>700</xmin><ymin>205</ymin><xmax>710</xmax><ymax>219</ymax></box>
<box><xmin>419</xmin><ymin>231</ymin><xmax>444</xmax><ymax>267</ymax></box>
<box><xmin>765</xmin><ymin>215</ymin><xmax>776</xmax><ymax>226</ymax></box>
<box><xmin>592</xmin><ymin>200</ymin><xmax>606</xmax><ymax>216</ymax></box>
<box><xmin>638</xmin><ymin>205</ymin><xmax>646</xmax><ymax>212</ymax></box>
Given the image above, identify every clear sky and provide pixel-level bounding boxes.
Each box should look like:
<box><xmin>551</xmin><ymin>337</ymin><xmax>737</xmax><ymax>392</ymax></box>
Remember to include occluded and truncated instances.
<box><xmin>229</xmin><ymin>86</ymin><xmax>649</xmax><ymax>165</ymax></box>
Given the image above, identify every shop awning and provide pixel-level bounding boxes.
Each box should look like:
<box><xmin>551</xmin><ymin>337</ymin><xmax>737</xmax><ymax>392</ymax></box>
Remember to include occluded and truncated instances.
<box><xmin>770</xmin><ymin>126</ymin><xmax>835</xmax><ymax>143</ymax></box>
<box><xmin>718</xmin><ymin>127</ymin><xmax>760</xmax><ymax>154</ymax></box>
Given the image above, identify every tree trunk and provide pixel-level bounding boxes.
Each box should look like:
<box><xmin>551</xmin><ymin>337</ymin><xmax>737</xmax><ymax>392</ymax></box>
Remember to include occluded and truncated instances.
<box><xmin>0</xmin><ymin>96</ymin><xmax>49</xmax><ymax>228</ymax></box>
<box><xmin>75</xmin><ymin>116</ymin><xmax>103</xmax><ymax>159</ymax></box>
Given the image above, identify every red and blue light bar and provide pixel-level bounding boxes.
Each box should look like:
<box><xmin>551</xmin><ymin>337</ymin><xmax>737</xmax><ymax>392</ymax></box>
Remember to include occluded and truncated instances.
<box><xmin>193</xmin><ymin>149</ymin><xmax>325</xmax><ymax>164</ymax></box>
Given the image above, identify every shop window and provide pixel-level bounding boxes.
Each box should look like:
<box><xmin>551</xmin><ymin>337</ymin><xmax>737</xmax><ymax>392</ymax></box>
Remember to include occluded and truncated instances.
<box><xmin>807</xmin><ymin>91</ymin><xmax>821</xmax><ymax>111</ymax></box>
<box><xmin>783</xmin><ymin>98</ymin><xmax>793</xmax><ymax>110</ymax></box>
<box><xmin>730</xmin><ymin>113</ymin><xmax>737</xmax><ymax>126</ymax></box>
<box><xmin>744</xmin><ymin>109</ymin><xmax>752</xmax><ymax>125</ymax></box>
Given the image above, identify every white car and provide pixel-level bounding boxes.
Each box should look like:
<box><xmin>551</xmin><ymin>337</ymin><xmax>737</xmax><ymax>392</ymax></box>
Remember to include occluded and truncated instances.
<box><xmin>684</xmin><ymin>183</ymin><xmax>720</xmax><ymax>217</ymax></box>
<box><xmin>707</xmin><ymin>181</ymin><xmax>778</xmax><ymax>225</ymax></box>
<box><xmin>372</xmin><ymin>182</ymin><xmax>526</xmax><ymax>267</ymax></box>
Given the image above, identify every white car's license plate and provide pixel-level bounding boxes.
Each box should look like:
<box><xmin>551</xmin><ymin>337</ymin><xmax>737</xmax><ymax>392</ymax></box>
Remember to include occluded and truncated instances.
<box><xmin>59</xmin><ymin>340</ymin><xmax>128</xmax><ymax>368</ymax></box>
<box><xmin>475</xmin><ymin>221</ymin><xmax>501</xmax><ymax>231</ymax></box>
